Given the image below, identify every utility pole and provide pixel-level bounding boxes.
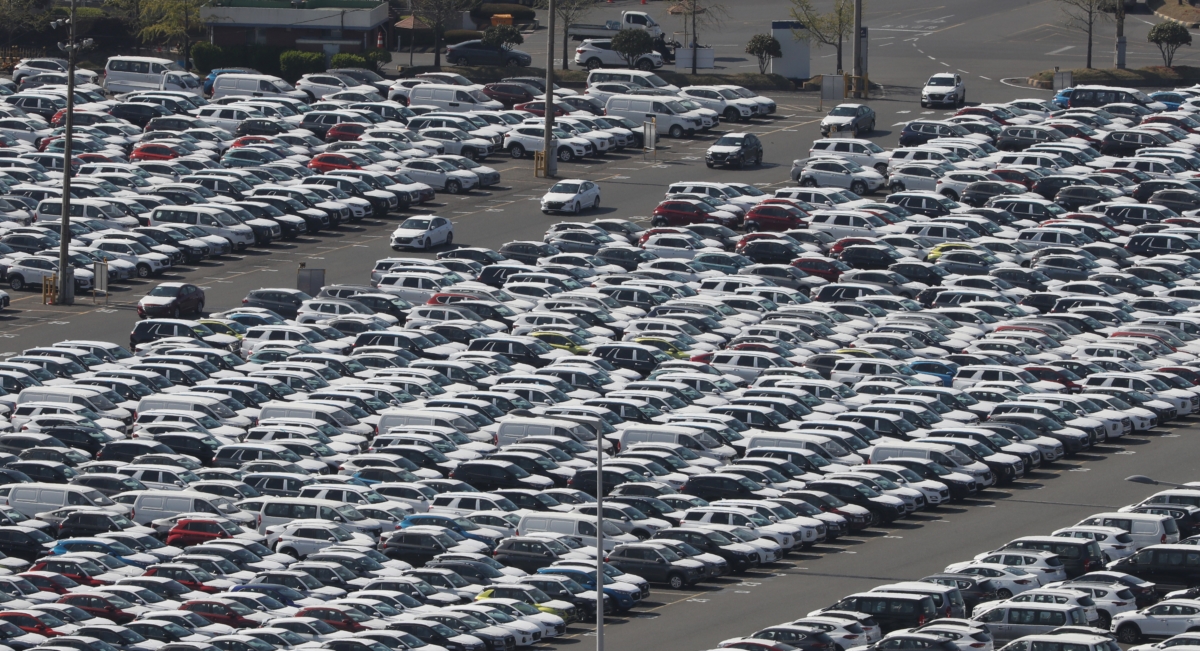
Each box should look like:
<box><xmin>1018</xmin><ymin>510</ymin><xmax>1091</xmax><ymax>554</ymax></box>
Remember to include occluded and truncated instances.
<box><xmin>542</xmin><ymin>0</ymin><xmax>557</xmax><ymax>177</ymax></box>
<box><xmin>690</xmin><ymin>0</ymin><xmax>697</xmax><ymax>75</ymax></box>
<box><xmin>851</xmin><ymin>0</ymin><xmax>862</xmax><ymax>98</ymax></box>
<box><xmin>595</xmin><ymin>441</ymin><xmax>604</xmax><ymax>651</ymax></box>
<box><xmin>52</xmin><ymin>2</ymin><xmax>88</xmax><ymax>305</ymax></box>
<box><xmin>1115</xmin><ymin>0</ymin><xmax>1126</xmax><ymax>69</ymax></box>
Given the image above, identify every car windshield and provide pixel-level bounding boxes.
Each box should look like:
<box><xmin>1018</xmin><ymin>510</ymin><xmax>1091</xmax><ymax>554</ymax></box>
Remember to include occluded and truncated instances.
<box><xmin>928</xmin><ymin>77</ymin><xmax>956</xmax><ymax>86</ymax></box>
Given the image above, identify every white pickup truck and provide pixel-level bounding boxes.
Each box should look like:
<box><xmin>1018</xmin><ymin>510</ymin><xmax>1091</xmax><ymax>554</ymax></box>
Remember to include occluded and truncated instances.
<box><xmin>568</xmin><ymin>11</ymin><xmax>663</xmax><ymax>40</ymax></box>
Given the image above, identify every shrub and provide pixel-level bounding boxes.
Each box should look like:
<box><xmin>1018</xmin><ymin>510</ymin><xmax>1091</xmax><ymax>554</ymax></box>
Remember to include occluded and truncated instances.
<box><xmin>611</xmin><ymin>28</ymin><xmax>654</xmax><ymax>66</ymax></box>
<box><xmin>279</xmin><ymin>50</ymin><xmax>325</xmax><ymax>82</ymax></box>
<box><xmin>482</xmin><ymin>24</ymin><xmax>523</xmax><ymax>49</ymax></box>
<box><xmin>331</xmin><ymin>53</ymin><xmax>368</xmax><ymax>69</ymax></box>
<box><xmin>1149</xmin><ymin>21</ymin><xmax>1192</xmax><ymax>67</ymax></box>
<box><xmin>745</xmin><ymin>34</ymin><xmax>782</xmax><ymax>75</ymax></box>
<box><xmin>362</xmin><ymin>48</ymin><xmax>391</xmax><ymax>71</ymax></box>
<box><xmin>443</xmin><ymin>29</ymin><xmax>484</xmax><ymax>44</ymax></box>
<box><xmin>191</xmin><ymin>42</ymin><xmax>225</xmax><ymax>75</ymax></box>
<box><xmin>470</xmin><ymin>3</ymin><xmax>536</xmax><ymax>20</ymax></box>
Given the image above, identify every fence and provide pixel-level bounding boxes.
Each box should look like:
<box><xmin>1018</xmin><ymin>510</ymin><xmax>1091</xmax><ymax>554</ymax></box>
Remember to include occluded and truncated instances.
<box><xmin>0</xmin><ymin>46</ymin><xmax>46</xmax><ymax>72</ymax></box>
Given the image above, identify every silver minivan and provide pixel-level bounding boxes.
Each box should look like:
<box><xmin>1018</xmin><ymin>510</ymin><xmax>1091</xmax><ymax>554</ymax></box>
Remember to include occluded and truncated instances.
<box><xmin>104</xmin><ymin>56</ymin><xmax>202</xmax><ymax>95</ymax></box>
<box><xmin>515</xmin><ymin>512</ymin><xmax>637</xmax><ymax>551</ymax></box>
<box><xmin>614</xmin><ymin>424</ymin><xmax>735</xmax><ymax>461</ymax></box>
<box><xmin>211</xmin><ymin>74</ymin><xmax>306</xmax><ymax>100</ymax></box>
<box><xmin>1</xmin><ymin>482</ymin><xmax>130</xmax><ymax>517</ymax></box>
<box><xmin>1075</xmin><ymin>512</ymin><xmax>1180</xmax><ymax>549</ymax></box>
<box><xmin>973</xmin><ymin>602</ymin><xmax>1088</xmax><ymax>642</ymax></box>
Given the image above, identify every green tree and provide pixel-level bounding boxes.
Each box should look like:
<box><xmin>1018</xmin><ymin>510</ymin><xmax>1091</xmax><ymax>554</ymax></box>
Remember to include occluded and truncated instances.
<box><xmin>610</xmin><ymin>28</ymin><xmax>654</xmax><ymax>68</ymax></box>
<box><xmin>1149</xmin><ymin>20</ymin><xmax>1191</xmax><ymax>67</ymax></box>
<box><xmin>538</xmin><ymin>0</ymin><xmax>592</xmax><ymax>70</ymax></box>
<box><xmin>411</xmin><ymin>0</ymin><xmax>473</xmax><ymax>67</ymax></box>
<box><xmin>0</xmin><ymin>0</ymin><xmax>49</xmax><ymax>49</ymax></box>
<box><xmin>139</xmin><ymin>0</ymin><xmax>204</xmax><ymax>69</ymax></box>
<box><xmin>790</xmin><ymin>0</ymin><xmax>854</xmax><ymax>73</ymax></box>
<box><xmin>104</xmin><ymin>0</ymin><xmax>145</xmax><ymax>53</ymax></box>
<box><xmin>481</xmin><ymin>23</ymin><xmax>522</xmax><ymax>49</ymax></box>
<box><xmin>745</xmin><ymin>33</ymin><xmax>781</xmax><ymax>74</ymax></box>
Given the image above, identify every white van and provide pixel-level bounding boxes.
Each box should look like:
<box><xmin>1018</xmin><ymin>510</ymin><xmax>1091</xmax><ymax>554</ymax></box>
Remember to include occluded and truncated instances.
<box><xmin>587</xmin><ymin>69</ymin><xmax>679</xmax><ymax>92</ymax></box>
<box><xmin>257</xmin><ymin>402</ymin><xmax>373</xmax><ymax>437</ymax></box>
<box><xmin>136</xmin><ymin>394</ymin><xmax>252</xmax><ymax>429</ymax></box>
<box><xmin>604</xmin><ymin>94</ymin><xmax>702</xmax><ymax>139</ymax></box>
<box><xmin>613</xmin><ymin>424</ymin><xmax>735</xmax><ymax>461</ymax></box>
<box><xmin>210</xmin><ymin>74</ymin><xmax>307</xmax><ymax>100</ymax></box>
<box><xmin>515</xmin><ymin>512</ymin><xmax>637</xmax><ymax>551</ymax></box>
<box><xmin>870</xmin><ymin>441</ymin><xmax>995</xmax><ymax>487</ymax></box>
<box><xmin>125</xmin><ymin>489</ymin><xmax>249</xmax><ymax>526</ymax></box>
<box><xmin>104</xmin><ymin>56</ymin><xmax>202</xmax><ymax>95</ymax></box>
<box><xmin>35</xmin><ymin>198</ymin><xmax>140</xmax><ymax>228</ymax></box>
<box><xmin>18</xmin><ymin>386</ymin><xmax>131</xmax><ymax>423</ymax></box>
<box><xmin>1</xmin><ymin>482</ymin><xmax>130</xmax><ymax>517</ymax></box>
<box><xmin>496</xmin><ymin>417</ymin><xmax>594</xmax><ymax>447</ymax></box>
<box><xmin>148</xmin><ymin>206</ymin><xmax>255</xmax><ymax>251</ymax></box>
<box><xmin>1075</xmin><ymin>512</ymin><xmax>1180</xmax><ymax>549</ymax></box>
<box><xmin>256</xmin><ymin>497</ymin><xmax>385</xmax><ymax>538</ymax></box>
<box><xmin>744</xmin><ymin>431</ymin><xmax>862</xmax><ymax>466</ymax></box>
<box><xmin>378</xmin><ymin>409</ymin><xmax>477</xmax><ymax>437</ymax></box>
<box><xmin>407</xmin><ymin>84</ymin><xmax>502</xmax><ymax>112</ymax></box>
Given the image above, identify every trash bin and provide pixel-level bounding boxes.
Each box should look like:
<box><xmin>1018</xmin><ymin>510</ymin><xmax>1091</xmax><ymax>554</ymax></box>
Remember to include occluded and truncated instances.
<box><xmin>492</xmin><ymin>13</ymin><xmax>513</xmax><ymax>25</ymax></box>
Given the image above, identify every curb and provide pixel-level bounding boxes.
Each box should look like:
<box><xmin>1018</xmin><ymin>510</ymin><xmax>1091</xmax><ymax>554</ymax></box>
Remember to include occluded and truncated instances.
<box><xmin>1153</xmin><ymin>8</ymin><xmax>1200</xmax><ymax>27</ymax></box>
<box><xmin>1026</xmin><ymin>77</ymin><xmax>1053</xmax><ymax>89</ymax></box>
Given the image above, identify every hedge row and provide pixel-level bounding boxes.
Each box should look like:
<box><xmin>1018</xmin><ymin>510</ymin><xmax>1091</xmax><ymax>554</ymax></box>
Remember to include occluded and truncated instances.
<box><xmin>396</xmin><ymin>65</ymin><xmax>795</xmax><ymax>91</ymax></box>
<box><xmin>190</xmin><ymin>43</ymin><xmax>393</xmax><ymax>81</ymax></box>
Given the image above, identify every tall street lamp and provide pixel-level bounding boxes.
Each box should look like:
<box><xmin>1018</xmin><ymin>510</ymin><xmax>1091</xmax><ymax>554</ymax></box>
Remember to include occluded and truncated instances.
<box><xmin>50</xmin><ymin>3</ymin><xmax>93</xmax><ymax>306</ymax></box>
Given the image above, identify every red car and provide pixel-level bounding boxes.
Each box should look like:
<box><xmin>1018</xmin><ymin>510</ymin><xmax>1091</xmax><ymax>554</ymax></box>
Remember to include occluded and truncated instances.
<box><xmin>129</xmin><ymin>142</ymin><xmax>181</xmax><ymax>162</ymax></box>
<box><xmin>1144</xmin><ymin>114</ymin><xmax>1200</xmax><ymax>133</ymax></box>
<box><xmin>75</xmin><ymin>152</ymin><xmax>118</xmax><ymax>164</ymax></box>
<box><xmin>144</xmin><ymin>564</ymin><xmax>220</xmax><ymax>593</ymax></box>
<box><xmin>744</xmin><ymin>204</ymin><xmax>806</xmax><ymax>232</ymax></box>
<box><xmin>26</xmin><ymin>559</ymin><xmax>111</xmax><ymax>587</ymax></box>
<box><xmin>1022</xmin><ymin>365</ymin><xmax>1084</xmax><ymax>393</ymax></box>
<box><xmin>180</xmin><ymin>598</ymin><xmax>259</xmax><ymax>627</ymax></box>
<box><xmin>165</xmin><ymin>517</ymin><xmax>235</xmax><ymax>546</ymax></box>
<box><xmin>791</xmin><ymin>256</ymin><xmax>849</xmax><ymax>282</ymax></box>
<box><xmin>828</xmin><ymin>236</ymin><xmax>876</xmax><ymax>256</ymax></box>
<box><xmin>308</xmin><ymin>153</ymin><xmax>362</xmax><ymax>173</ymax></box>
<box><xmin>760</xmin><ymin>197</ymin><xmax>818</xmax><ymax>212</ymax></box>
<box><xmin>651</xmin><ymin>200</ymin><xmax>726</xmax><ymax>228</ymax></box>
<box><xmin>18</xmin><ymin>571</ymin><xmax>78</xmax><ymax>594</ymax></box>
<box><xmin>513</xmin><ymin>100</ymin><xmax>573</xmax><ymax>118</ymax></box>
<box><xmin>991</xmin><ymin>167</ymin><xmax>1041</xmax><ymax>190</ymax></box>
<box><xmin>58</xmin><ymin>593</ymin><xmax>137</xmax><ymax>624</ymax></box>
<box><xmin>1044</xmin><ymin>122</ymin><xmax>1101</xmax><ymax>145</ymax></box>
<box><xmin>1159</xmin><ymin>366</ymin><xmax>1200</xmax><ymax>385</ymax></box>
<box><xmin>426</xmin><ymin>292</ymin><xmax>479</xmax><ymax>305</ymax></box>
<box><xmin>326</xmin><ymin>123</ymin><xmax>367</xmax><ymax>142</ymax></box>
<box><xmin>482</xmin><ymin>82</ymin><xmax>536</xmax><ymax>109</ymax></box>
<box><xmin>296</xmin><ymin>605</ymin><xmax>370</xmax><ymax>631</ymax></box>
<box><xmin>0</xmin><ymin>611</ymin><xmax>65</xmax><ymax>637</ymax></box>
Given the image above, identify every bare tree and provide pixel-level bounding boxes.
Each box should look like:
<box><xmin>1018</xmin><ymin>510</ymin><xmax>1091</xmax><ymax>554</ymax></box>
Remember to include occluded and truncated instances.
<box><xmin>540</xmin><ymin>0</ymin><xmax>591</xmax><ymax>70</ymax></box>
<box><xmin>673</xmin><ymin>0</ymin><xmax>729</xmax><ymax>74</ymax></box>
<box><xmin>790</xmin><ymin>0</ymin><xmax>854</xmax><ymax>73</ymax></box>
<box><xmin>411</xmin><ymin>0</ymin><xmax>472</xmax><ymax>67</ymax></box>
<box><xmin>1057</xmin><ymin>0</ymin><xmax>1111</xmax><ymax>68</ymax></box>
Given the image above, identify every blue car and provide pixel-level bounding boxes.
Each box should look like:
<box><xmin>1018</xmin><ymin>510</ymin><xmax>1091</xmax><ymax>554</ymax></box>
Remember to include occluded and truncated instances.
<box><xmin>1150</xmin><ymin>91</ymin><xmax>1187</xmax><ymax>111</ymax></box>
<box><xmin>1053</xmin><ymin>87</ymin><xmax>1073</xmax><ymax>108</ymax></box>
<box><xmin>536</xmin><ymin>567</ymin><xmax>642</xmax><ymax>611</ymax></box>
<box><xmin>203</xmin><ymin>67</ymin><xmax>260</xmax><ymax>95</ymax></box>
<box><xmin>907</xmin><ymin>360</ymin><xmax>959</xmax><ymax>387</ymax></box>
<box><xmin>399</xmin><ymin>514</ymin><xmax>502</xmax><ymax>548</ymax></box>
<box><xmin>50</xmin><ymin>538</ymin><xmax>157</xmax><ymax>568</ymax></box>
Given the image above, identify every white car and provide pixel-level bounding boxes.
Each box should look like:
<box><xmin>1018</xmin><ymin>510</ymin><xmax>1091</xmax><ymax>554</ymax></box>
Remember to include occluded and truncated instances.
<box><xmin>502</xmin><ymin>124</ymin><xmax>590</xmax><ymax>162</ymax></box>
<box><xmin>91</xmin><ymin>239</ymin><xmax>171</xmax><ymax>278</ymax></box>
<box><xmin>797</xmin><ymin>158</ymin><xmax>886</xmax><ymax>195</ymax></box>
<box><xmin>1111</xmin><ymin>600</ymin><xmax>1200</xmax><ymax>644</ymax></box>
<box><xmin>573</xmin><ymin>38</ymin><xmax>663</xmax><ymax>70</ymax></box>
<box><xmin>541</xmin><ymin>179</ymin><xmax>601</xmax><ymax>214</ymax></box>
<box><xmin>398</xmin><ymin>159</ymin><xmax>478</xmax><ymax>194</ymax></box>
<box><xmin>922</xmin><ymin>72</ymin><xmax>966</xmax><ymax>108</ymax></box>
<box><xmin>390</xmin><ymin>215</ymin><xmax>454</xmax><ymax>250</ymax></box>
<box><xmin>416</xmin><ymin>128</ymin><xmax>493</xmax><ymax>161</ymax></box>
<box><xmin>945</xmin><ymin>563</ymin><xmax>1044</xmax><ymax>597</ymax></box>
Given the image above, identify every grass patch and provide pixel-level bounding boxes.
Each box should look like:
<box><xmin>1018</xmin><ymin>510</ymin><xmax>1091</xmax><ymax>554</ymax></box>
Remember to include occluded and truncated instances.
<box><xmin>1147</xmin><ymin>0</ymin><xmax>1200</xmax><ymax>25</ymax></box>
<box><xmin>393</xmin><ymin>65</ymin><xmax>795</xmax><ymax>90</ymax></box>
<box><xmin>1031</xmin><ymin>64</ymin><xmax>1200</xmax><ymax>86</ymax></box>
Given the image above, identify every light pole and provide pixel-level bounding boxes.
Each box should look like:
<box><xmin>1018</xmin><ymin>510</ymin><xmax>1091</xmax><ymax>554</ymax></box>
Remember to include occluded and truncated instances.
<box><xmin>50</xmin><ymin>4</ymin><xmax>91</xmax><ymax>306</ymax></box>
<box><xmin>595</xmin><ymin>439</ymin><xmax>603</xmax><ymax>651</ymax></box>
<box><xmin>850</xmin><ymin>0</ymin><xmax>862</xmax><ymax>98</ymax></box>
<box><xmin>542</xmin><ymin>0</ymin><xmax>557</xmax><ymax>177</ymax></box>
<box><xmin>1126</xmin><ymin>475</ymin><xmax>1191</xmax><ymax>489</ymax></box>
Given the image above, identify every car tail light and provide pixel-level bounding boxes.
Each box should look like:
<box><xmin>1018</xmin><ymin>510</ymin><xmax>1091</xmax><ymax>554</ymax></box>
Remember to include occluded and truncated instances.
<box><xmin>1113</xmin><ymin>601</ymin><xmax>1128</xmax><ymax>606</ymax></box>
<box><xmin>1015</xmin><ymin>579</ymin><xmax>1031</xmax><ymax>585</ymax></box>
<box><xmin>917</xmin><ymin>615</ymin><xmax>926</xmax><ymax>625</ymax></box>
<box><xmin>844</xmin><ymin>635</ymin><xmax>858</xmax><ymax>640</ymax></box>
<box><xmin>1162</xmin><ymin>533</ymin><xmax>1167</xmax><ymax>543</ymax></box>
<box><xmin>969</xmin><ymin>644</ymin><xmax>986</xmax><ymax>648</ymax></box>
<box><xmin>1113</xmin><ymin>545</ymin><xmax>1126</xmax><ymax>550</ymax></box>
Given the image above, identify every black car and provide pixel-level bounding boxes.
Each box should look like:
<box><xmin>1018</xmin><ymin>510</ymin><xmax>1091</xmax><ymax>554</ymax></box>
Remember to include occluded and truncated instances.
<box><xmin>97</xmin><ymin>439</ymin><xmax>173</xmax><ymax>463</ymax></box>
<box><xmin>991</xmin><ymin>267</ymin><xmax>1051</xmax><ymax>292</ymax></box>
<box><xmin>239</xmin><ymin>288</ymin><xmax>311</xmax><ymax>319</ymax></box>
<box><xmin>448</xmin><ymin>460</ymin><xmax>548</xmax><ymax>492</ymax></box>
<box><xmin>110</xmin><ymin>102</ymin><xmax>173</xmax><ymax>128</ymax></box>
<box><xmin>58</xmin><ymin>510</ymin><xmax>136</xmax><ymax>538</ymax></box>
<box><xmin>594</xmin><ymin>246</ymin><xmax>658</xmax><ymax>271</ymax></box>
<box><xmin>706</xmin><ymin>132</ymin><xmax>764</xmax><ymax>168</ymax></box>
<box><xmin>961</xmin><ymin>181</ymin><xmax>1020</xmax><ymax>207</ymax></box>
<box><xmin>821</xmin><ymin>103</ymin><xmax>876</xmax><ymax>137</ymax></box>
<box><xmin>0</xmin><ymin>233</ymin><xmax>54</xmax><ymax>254</ymax></box>
<box><xmin>996</xmin><ymin>126</ymin><xmax>1064</xmax><ymax>151</ymax></box>
<box><xmin>496</xmin><ymin>241</ymin><xmax>560</xmax><ymax>266</ymax></box>
<box><xmin>1131</xmin><ymin>179</ymin><xmax>1200</xmax><ymax>203</ymax></box>
<box><xmin>1031</xmin><ymin>175</ymin><xmax>1084</xmax><ymax>200</ymax></box>
<box><xmin>492</xmin><ymin>537</ymin><xmax>576</xmax><ymax>572</ymax></box>
<box><xmin>921</xmin><ymin>573</ymin><xmax>1000</xmax><ymax>609</ymax></box>
<box><xmin>445</xmin><ymin>40</ymin><xmax>531</xmax><ymax>67</ymax></box>
<box><xmin>898</xmin><ymin>120</ymin><xmax>973</xmax><ymax>147</ymax></box>
<box><xmin>740</xmin><ymin>239</ymin><xmax>804</xmax><ymax>265</ymax></box>
<box><xmin>0</xmin><ymin>525</ymin><xmax>53</xmax><ymax>560</ymax></box>
<box><xmin>654</xmin><ymin>527</ymin><xmax>758</xmax><ymax>572</ymax></box>
<box><xmin>606</xmin><ymin>542</ymin><xmax>704</xmax><ymax>589</ymax></box>
<box><xmin>234</xmin><ymin>119</ymin><xmax>288</xmax><ymax>137</ymax></box>
<box><xmin>841</xmin><ymin>245</ymin><xmax>903</xmax><ymax>270</ymax></box>
<box><xmin>6</xmin><ymin>461</ymin><xmax>72</xmax><ymax>483</ymax></box>
<box><xmin>1100</xmin><ymin>130</ymin><xmax>1163</xmax><ymax>156</ymax></box>
<box><xmin>1149</xmin><ymin>189</ymin><xmax>1200</xmax><ymax>214</ymax></box>
<box><xmin>1055</xmin><ymin>185</ymin><xmax>1113</xmax><ymax>210</ymax></box>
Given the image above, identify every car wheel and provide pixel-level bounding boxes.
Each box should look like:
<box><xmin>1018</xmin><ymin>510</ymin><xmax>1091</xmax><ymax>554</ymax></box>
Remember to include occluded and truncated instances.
<box><xmin>8</xmin><ymin>276</ymin><xmax>23</xmax><ymax>291</ymax></box>
<box><xmin>755</xmin><ymin>152</ymin><xmax>763</xmax><ymax>166</ymax></box>
<box><xmin>801</xmin><ymin>178</ymin><xmax>817</xmax><ymax>187</ymax></box>
<box><xmin>850</xmin><ymin>125</ymin><xmax>858</xmax><ymax>138</ymax></box>
<box><xmin>632</xmin><ymin>529</ymin><xmax>650</xmax><ymax>540</ymax></box>
<box><xmin>636</xmin><ymin>58</ymin><xmax>653</xmax><ymax>71</ymax></box>
<box><xmin>652</xmin><ymin>217</ymin><xmax>668</xmax><ymax>227</ymax></box>
<box><xmin>959</xmin><ymin>92</ymin><xmax>966</xmax><ymax>106</ymax></box>
<box><xmin>943</xmin><ymin>190</ymin><xmax>959</xmax><ymax>201</ymax></box>
<box><xmin>1097</xmin><ymin>612</ymin><xmax>1112</xmax><ymax>632</ymax></box>
<box><xmin>195</xmin><ymin>301</ymin><xmax>205</xmax><ymax>315</ymax></box>
<box><xmin>445</xmin><ymin>232</ymin><xmax>453</xmax><ymax>246</ymax></box>
<box><xmin>136</xmin><ymin>264</ymin><xmax>151</xmax><ymax>278</ymax></box>
<box><xmin>422</xmin><ymin>238</ymin><xmax>430</xmax><ymax>249</ymax></box>
<box><xmin>668</xmin><ymin>124</ymin><xmax>684</xmax><ymax>138</ymax></box>
<box><xmin>586</xmin><ymin>58</ymin><xmax>603</xmax><ymax>70</ymax></box>
<box><xmin>508</xmin><ymin>143</ymin><xmax>526</xmax><ymax>158</ymax></box>
<box><xmin>1117</xmin><ymin>624</ymin><xmax>1141</xmax><ymax>644</ymax></box>
<box><xmin>573</xmin><ymin>202</ymin><xmax>581</xmax><ymax>213</ymax></box>
<box><xmin>746</xmin><ymin>222</ymin><xmax>759</xmax><ymax>232</ymax></box>
<box><xmin>462</xmin><ymin>147</ymin><xmax>475</xmax><ymax>161</ymax></box>
<box><xmin>667</xmin><ymin>572</ymin><xmax>686</xmax><ymax>590</ymax></box>
<box><xmin>724</xmin><ymin>107</ymin><xmax>739</xmax><ymax>122</ymax></box>
<box><xmin>446</xmin><ymin>180</ymin><xmax>462</xmax><ymax>194</ymax></box>
<box><xmin>558</xmin><ymin>147</ymin><xmax>574</xmax><ymax>163</ymax></box>
<box><xmin>995</xmin><ymin>588</ymin><xmax>1013</xmax><ymax>599</ymax></box>
<box><xmin>452</xmin><ymin>56</ymin><xmax>469</xmax><ymax>66</ymax></box>
<box><xmin>171</xmin><ymin>307</ymin><xmax>181</xmax><ymax>319</ymax></box>
<box><xmin>875</xmin><ymin>163</ymin><xmax>888</xmax><ymax>175</ymax></box>
<box><xmin>592</xmin><ymin>196</ymin><xmax>600</xmax><ymax>210</ymax></box>
<box><xmin>850</xmin><ymin>181</ymin><xmax>867</xmax><ymax>195</ymax></box>
<box><xmin>891</xmin><ymin>182</ymin><xmax>906</xmax><ymax>193</ymax></box>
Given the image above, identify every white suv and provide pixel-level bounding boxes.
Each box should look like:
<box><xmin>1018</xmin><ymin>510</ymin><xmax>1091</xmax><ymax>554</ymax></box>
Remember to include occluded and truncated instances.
<box><xmin>502</xmin><ymin>125</ymin><xmax>590</xmax><ymax>162</ymax></box>
<box><xmin>679</xmin><ymin>86</ymin><xmax>757</xmax><ymax>122</ymax></box>
<box><xmin>921</xmin><ymin>72</ymin><xmax>965</xmax><ymax>108</ymax></box>
<box><xmin>795</xmin><ymin>158</ymin><xmax>885</xmax><ymax>195</ymax></box>
<box><xmin>574</xmin><ymin>39</ymin><xmax>663</xmax><ymax>71</ymax></box>
<box><xmin>808</xmin><ymin>138</ymin><xmax>891</xmax><ymax>174</ymax></box>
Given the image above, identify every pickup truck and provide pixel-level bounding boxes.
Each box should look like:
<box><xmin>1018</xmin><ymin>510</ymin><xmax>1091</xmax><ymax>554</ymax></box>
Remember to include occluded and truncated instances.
<box><xmin>568</xmin><ymin>11</ymin><xmax>663</xmax><ymax>40</ymax></box>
